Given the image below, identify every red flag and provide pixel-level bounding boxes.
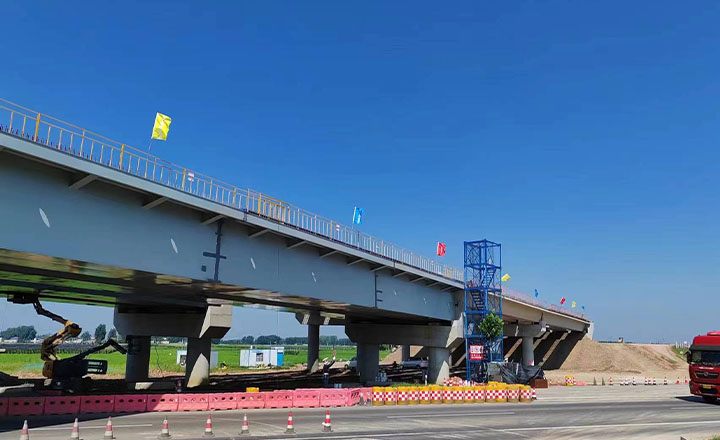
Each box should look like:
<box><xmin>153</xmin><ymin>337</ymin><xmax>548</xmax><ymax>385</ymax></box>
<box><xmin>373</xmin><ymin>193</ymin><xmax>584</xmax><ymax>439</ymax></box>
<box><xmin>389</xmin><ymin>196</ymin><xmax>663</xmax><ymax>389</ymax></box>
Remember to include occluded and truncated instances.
<box><xmin>560</xmin><ymin>297</ymin><xmax>566</xmax><ymax>305</ymax></box>
<box><xmin>436</xmin><ymin>242</ymin><xmax>446</xmax><ymax>257</ymax></box>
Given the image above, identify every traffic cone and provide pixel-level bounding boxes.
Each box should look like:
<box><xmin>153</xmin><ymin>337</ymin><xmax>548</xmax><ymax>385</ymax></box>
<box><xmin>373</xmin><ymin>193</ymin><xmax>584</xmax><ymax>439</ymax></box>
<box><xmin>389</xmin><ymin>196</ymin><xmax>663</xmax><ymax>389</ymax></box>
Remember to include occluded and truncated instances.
<box><xmin>158</xmin><ymin>418</ymin><xmax>171</xmax><ymax>439</ymax></box>
<box><xmin>676</xmin><ymin>377</ymin><xmax>681</xmax><ymax>385</ymax></box>
<box><xmin>664</xmin><ymin>376</ymin><xmax>668</xmax><ymax>386</ymax></box>
<box><xmin>203</xmin><ymin>415</ymin><xmax>214</xmax><ymax>437</ymax></box>
<box><xmin>104</xmin><ymin>417</ymin><xmax>115</xmax><ymax>439</ymax></box>
<box><xmin>685</xmin><ymin>377</ymin><xmax>689</xmax><ymax>384</ymax></box>
<box><xmin>652</xmin><ymin>377</ymin><xmax>656</xmax><ymax>386</ymax></box>
<box><xmin>632</xmin><ymin>377</ymin><xmax>636</xmax><ymax>386</ymax></box>
<box><xmin>69</xmin><ymin>418</ymin><xmax>81</xmax><ymax>440</ymax></box>
<box><xmin>322</xmin><ymin>410</ymin><xmax>332</xmax><ymax>432</ymax></box>
<box><xmin>609</xmin><ymin>377</ymin><xmax>613</xmax><ymax>386</ymax></box>
<box><xmin>531</xmin><ymin>388</ymin><xmax>537</xmax><ymax>400</ymax></box>
<box><xmin>19</xmin><ymin>420</ymin><xmax>30</xmax><ymax>440</ymax></box>
<box><xmin>239</xmin><ymin>414</ymin><xmax>250</xmax><ymax>435</ymax></box>
<box><xmin>644</xmin><ymin>377</ymin><xmax>648</xmax><ymax>386</ymax></box>
<box><xmin>285</xmin><ymin>412</ymin><xmax>295</xmax><ymax>434</ymax></box>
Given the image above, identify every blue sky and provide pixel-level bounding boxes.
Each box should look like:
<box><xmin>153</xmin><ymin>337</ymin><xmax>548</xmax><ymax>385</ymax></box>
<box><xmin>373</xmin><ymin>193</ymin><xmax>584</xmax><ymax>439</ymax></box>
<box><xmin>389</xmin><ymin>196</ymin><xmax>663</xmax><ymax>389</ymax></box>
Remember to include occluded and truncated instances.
<box><xmin>2</xmin><ymin>1</ymin><xmax>719</xmax><ymax>342</ymax></box>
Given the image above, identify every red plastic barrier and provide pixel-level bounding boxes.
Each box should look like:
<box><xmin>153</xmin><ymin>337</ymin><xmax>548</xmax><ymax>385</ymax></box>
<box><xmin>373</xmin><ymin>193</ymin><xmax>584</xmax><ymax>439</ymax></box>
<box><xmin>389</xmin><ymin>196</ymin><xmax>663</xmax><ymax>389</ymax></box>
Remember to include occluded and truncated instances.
<box><xmin>147</xmin><ymin>394</ymin><xmax>179</xmax><ymax>412</ymax></box>
<box><xmin>114</xmin><ymin>395</ymin><xmax>148</xmax><ymax>413</ymax></box>
<box><xmin>8</xmin><ymin>398</ymin><xmax>45</xmax><ymax>416</ymax></box>
<box><xmin>178</xmin><ymin>394</ymin><xmax>209</xmax><ymax>411</ymax></box>
<box><xmin>0</xmin><ymin>398</ymin><xmax>8</xmax><ymax>417</ymax></box>
<box><xmin>319</xmin><ymin>389</ymin><xmax>348</xmax><ymax>407</ymax></box>
<box><xmin>80</xmin><ymin>396</ymin><xmax>115</xmax><ymax>414</ymax></box>
<box><xmin>347</xmin><ymin>388</ymin><xmax>361</xmax><ymax>406</ymax></box>
<box><xmin>208</xmin><ymin>393</ymin><xmax>237</xmax><ymax>411</ymax></box>
<box><xmin>44</xmin><ymin>396</ymin><xmax>81</xmax><ymax>415</ymax></box>
<box><xmin>292</xmin><ymin>389</ymin><xmax>321</xmax><ymax>408</ymax></box>
<box><xmin>236</xmin><ymin>392</ymin><xmax>265</xmax><ymax>409</ymax></box>
<box><xmin>265</xmin><ymin>390</ymin><xmax>293</xmax><ymax>409</ymax></box>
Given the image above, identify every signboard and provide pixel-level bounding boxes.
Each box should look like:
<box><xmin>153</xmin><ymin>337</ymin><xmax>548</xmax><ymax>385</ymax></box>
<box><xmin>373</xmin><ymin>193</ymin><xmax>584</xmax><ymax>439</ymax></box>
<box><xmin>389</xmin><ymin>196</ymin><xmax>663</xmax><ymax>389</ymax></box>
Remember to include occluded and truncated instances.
<box><xmin>469</xmin><ymin>344</ymin><xmax>485</xmax><ymax>361</ymax></box>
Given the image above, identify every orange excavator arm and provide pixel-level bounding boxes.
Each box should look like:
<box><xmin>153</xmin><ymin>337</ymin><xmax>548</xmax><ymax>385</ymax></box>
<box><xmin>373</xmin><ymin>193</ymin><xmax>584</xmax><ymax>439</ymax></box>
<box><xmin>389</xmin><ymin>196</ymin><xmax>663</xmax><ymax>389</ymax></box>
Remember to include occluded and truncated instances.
<box><xmin>33</xmin><ymin>301</ymin><xmax>81</xmax><ymax>363</ymax></box>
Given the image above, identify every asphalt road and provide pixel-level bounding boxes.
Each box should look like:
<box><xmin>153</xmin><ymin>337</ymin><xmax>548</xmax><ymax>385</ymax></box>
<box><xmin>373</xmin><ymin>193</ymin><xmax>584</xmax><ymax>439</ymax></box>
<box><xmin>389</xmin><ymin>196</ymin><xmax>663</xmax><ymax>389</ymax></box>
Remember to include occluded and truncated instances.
<box><xmin>2</xmin><ymin>385</ymin><xmax>719</xmax><ymax>440</ymax></box>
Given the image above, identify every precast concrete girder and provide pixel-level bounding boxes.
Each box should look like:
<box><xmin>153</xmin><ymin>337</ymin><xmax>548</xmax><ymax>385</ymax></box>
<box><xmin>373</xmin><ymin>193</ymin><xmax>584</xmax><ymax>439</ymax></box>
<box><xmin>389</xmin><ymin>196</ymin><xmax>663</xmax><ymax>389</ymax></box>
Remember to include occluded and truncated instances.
<box><xmin>294</xmin><ymin>312</ymin><xmax>344</xmax><ymax>326</ymax></box>
<box><xmin>69</xmin><ymin>173</ymin><xmax>97</xmax><ymax>190</ymax></box>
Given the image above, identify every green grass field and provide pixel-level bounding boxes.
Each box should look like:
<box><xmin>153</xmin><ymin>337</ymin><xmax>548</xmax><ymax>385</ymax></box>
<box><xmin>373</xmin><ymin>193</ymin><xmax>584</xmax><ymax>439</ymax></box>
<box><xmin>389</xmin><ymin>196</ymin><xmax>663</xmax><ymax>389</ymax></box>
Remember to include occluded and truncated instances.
<box><xmin>0</xmin><ymin>345</ymin><xmax>382</xmax><ymax>377</ymax></box>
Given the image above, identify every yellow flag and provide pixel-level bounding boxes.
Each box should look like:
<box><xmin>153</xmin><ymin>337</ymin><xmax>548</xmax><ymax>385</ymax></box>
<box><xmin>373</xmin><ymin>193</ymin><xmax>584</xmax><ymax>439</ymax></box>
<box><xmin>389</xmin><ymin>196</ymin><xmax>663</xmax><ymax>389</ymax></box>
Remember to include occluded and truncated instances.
<box><xmin>571</xmin><ymin>301</ymin><xmax>576</xmax><ymax>308</ymax></box>
<box><xmin>151</xmin><ymin>112</ymin><xmax>172</xmax><ymax>141</ymax></box>
<box><xmin>501</xmin><ymin>273</ymin><xmax>511</xmax><ymax>282</ymax></box>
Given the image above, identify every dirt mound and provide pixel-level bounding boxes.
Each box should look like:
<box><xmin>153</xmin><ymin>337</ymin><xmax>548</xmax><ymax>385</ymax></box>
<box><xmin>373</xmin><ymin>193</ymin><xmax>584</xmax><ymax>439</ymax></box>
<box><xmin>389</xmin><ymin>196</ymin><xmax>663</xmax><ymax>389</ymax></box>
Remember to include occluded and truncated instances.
<box><xmin>557</xmin><ymin>339</ymin><xmax>683</xmax><ymax>374</ymax></box>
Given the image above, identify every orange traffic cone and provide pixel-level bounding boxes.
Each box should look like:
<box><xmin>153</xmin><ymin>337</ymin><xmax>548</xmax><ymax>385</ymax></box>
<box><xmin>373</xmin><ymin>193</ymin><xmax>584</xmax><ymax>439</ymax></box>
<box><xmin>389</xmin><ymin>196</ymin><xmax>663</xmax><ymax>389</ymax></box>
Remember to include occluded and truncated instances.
<box><xmin>285</xmin><ymin>412</ymin><xmax>295</xmax><ymax>434</ymax></box>
<box><xmin>676</xmin><ymin>377</ymin><xmax>681</xmax><ymax>385</ymax></box>
<box><xmin>663</xmin><ymin>376</ymin><xmax>668</xmax><ymax>386</ymax></box>
<box><xmin>20</xmin><ymin>420</ymin><xmax>30</xmax><ymax>440</ymax></box>
<box><xmin>104</xmin><ymin>417</ymin><xmax>115</xmax><ymax>439</ymax></box>
<box><xmin>322</xmin><ymin>410</ymin><xmax>332</xmax><ymax>432</ymax></box>
<box><xmin>69</xmin><ymin>418</ymin><xmax>81</xmax><ymax>440</ymax></box>
<box><xmin>203</xmin><ymin>415</ymin><xmax>214</xmax><ymax>438</ymax></box>
<box><xmin>159</xmin><ymin>418</ymin><xmax>171</xmax><ymax>439</ymax></box>
<box><xmin>239</xmin><ymin>413</ymin><xmax>250</xmax><ymax>435</ymax></box>
<box><xmin>609</xmin><ymin>377</ymin><xmax>613</xmax><ymax>386</ymax></box>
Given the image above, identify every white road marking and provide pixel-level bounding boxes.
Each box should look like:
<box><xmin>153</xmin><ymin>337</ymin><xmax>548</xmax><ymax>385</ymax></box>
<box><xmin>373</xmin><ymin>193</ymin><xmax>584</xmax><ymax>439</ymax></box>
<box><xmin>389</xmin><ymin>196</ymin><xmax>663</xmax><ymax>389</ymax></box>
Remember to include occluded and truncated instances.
<box><xmin>31</xmin><ymin>423</ymin><xmax>153</xmax><ymax>431</ymax></box>
<box><xmin>387</xmin><ymin>411</ymin><xmax>515</xmax><ymax>419</ymax></box>
<box><xmin>507</xmin><ymin>419</ymin><xmax>720</xmax><ymax>432</ymax></box>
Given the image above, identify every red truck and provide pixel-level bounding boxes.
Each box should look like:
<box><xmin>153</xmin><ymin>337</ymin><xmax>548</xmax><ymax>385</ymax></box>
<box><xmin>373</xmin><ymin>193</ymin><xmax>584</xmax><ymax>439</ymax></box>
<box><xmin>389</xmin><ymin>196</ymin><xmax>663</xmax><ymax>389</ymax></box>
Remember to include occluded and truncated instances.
<box><xmin>688</xmin><ymin>331</ymin><xmax>720</xmax><ymax>402</ymax></box>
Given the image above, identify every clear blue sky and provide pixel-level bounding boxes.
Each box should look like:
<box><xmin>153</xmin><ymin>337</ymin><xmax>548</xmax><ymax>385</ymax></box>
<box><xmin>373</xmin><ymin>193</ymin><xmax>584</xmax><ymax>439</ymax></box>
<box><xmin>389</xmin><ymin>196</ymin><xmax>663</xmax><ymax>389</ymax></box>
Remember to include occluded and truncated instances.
<box><xmin>2</xmin><ymin>1</ymin><xmax>719</xmax><ymax>343</ymax></box>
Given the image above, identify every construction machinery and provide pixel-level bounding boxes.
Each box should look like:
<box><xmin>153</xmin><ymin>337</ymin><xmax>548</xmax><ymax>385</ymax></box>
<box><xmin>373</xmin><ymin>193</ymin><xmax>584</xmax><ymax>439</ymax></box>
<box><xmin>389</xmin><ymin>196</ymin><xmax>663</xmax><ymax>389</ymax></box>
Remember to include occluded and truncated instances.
<box><xmin>9</xmin><ymin>293</ymin><xmax>126</xmax><ymax>391</ymax></box>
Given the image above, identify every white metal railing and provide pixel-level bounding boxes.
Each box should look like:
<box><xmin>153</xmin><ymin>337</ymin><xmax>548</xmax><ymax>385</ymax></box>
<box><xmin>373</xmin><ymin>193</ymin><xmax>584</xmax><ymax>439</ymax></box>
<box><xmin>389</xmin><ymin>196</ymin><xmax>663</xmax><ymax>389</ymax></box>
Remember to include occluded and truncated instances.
<box><xmin>0</xmin><ymin>98</ymin><xmax>463</xmax><ymax>281</ymax></box>
<box><xmin>0</xmin><ymin>98</ymin><xmax>588</xmax><ymax>322</ymax></box>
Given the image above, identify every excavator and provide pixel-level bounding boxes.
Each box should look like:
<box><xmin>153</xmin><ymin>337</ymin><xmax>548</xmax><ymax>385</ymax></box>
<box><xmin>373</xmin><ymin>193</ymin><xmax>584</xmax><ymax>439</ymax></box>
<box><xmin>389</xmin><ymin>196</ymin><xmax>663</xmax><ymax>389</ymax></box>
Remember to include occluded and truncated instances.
<box><xmin>9</xmin><ymin>293</ymin><xmax>126</xmax><ymax>391</ymax></box>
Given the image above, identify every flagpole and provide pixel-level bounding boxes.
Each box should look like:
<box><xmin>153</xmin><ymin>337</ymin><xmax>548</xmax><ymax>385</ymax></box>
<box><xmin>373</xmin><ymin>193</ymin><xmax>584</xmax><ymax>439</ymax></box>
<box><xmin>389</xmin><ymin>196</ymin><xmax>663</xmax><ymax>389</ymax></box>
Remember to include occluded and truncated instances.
<box><xmin>148</xmin><ymin>139</ymin><xmax>154</xmax><ymax>154</ymax></box>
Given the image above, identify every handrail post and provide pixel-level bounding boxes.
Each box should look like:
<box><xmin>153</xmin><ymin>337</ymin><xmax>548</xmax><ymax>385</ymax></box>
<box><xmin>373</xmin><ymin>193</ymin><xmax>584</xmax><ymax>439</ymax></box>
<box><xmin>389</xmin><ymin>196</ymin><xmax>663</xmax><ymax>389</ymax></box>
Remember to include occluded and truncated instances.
<box><xmin>181</xmin><ymin>168</ymin><xmax>187</xmax><ymax>191</ymax></box>
<box><xmin>119</xmin><ymin>144</ymin><xmax>125</xmax><ymax>169</ymax></box>
<box><xmin>33</xmin><ymin>113</ymin><xmax>40</xmax><ymax>142</ymax></box>
<box><xmin>80</xmin><ymin>129</ymin><xmax>86</xmax><ymax>156</ymax></box>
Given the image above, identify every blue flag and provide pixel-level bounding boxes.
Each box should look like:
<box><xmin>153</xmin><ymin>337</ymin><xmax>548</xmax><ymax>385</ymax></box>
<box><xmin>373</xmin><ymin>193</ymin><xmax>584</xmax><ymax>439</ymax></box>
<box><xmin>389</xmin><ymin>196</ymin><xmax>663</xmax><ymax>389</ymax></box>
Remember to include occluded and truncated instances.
<box><xmin>352</xmin><ymin>207</ymin><xmax>364</xmax><ymax>225</ymax></box>
<box><xmin>534</xmin><ymin>289</ymin><xmax>539</xmax><ymax>298</ymax></box>
<box><xmin>581</xmin><ymin>305</ymin><xmax>585</xmax><ymax>312</ymax></box>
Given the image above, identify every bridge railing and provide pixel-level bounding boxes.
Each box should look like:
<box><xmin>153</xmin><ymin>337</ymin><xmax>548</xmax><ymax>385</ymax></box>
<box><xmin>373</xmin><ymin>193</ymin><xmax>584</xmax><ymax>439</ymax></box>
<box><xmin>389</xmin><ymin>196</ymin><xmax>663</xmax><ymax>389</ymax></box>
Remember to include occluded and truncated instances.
<box><xmin>0</xmin><ymin>98</ymin><xmax>463</xmax><ymax>282</ymax></box>
<box><xmin>502</xmin><ymin>287</ymin><xmax>588</xmax><ymax>320</ymax></box>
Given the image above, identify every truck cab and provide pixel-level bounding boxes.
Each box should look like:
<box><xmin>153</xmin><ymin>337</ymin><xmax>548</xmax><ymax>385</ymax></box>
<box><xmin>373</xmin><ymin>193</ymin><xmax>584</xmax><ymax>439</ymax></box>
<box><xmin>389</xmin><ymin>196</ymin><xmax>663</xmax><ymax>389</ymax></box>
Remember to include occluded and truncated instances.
<box><xmin>688</xmin><ymin>331</ymin><xmax>720</xmax><ymax>403</ymax></box>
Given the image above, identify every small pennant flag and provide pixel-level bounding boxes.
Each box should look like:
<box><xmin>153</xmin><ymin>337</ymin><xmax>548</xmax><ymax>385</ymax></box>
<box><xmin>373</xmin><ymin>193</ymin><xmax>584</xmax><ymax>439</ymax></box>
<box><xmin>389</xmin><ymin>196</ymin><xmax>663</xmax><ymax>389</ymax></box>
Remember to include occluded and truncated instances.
<box><xmin>436</xmin><ymin>242</ymin><xmax>446</xmax><ymax>257</ymax></box>
<box><xmin>352</xmin><ymin>207</ymin><xmax>364</xmax><ymax>225</ymax></box>
<box><xmin>560</xmin><ymin>297</ymin><xmax>566</xmax><ymax>305</ymax></box>
<box><xmin>151</xmin><ymin>113</ymin><xmax>172</xmax><ymax>141</ymax></box>
<box><xmin>581</xmin><ymin>305</ymin><xmax>585</xmax><ymax>312</ymax></box>
<box><xmin>571</xmin><ymin>301</ymin><xmax>576</xmax><ymax>308</ymax></box>
<box><xmin>501</xmin><ymin>273</ymin><xmax>511</xmax><ymax>282</ymax></box>
<box><xmin>534</xmin><ymin>289</ymin><xmax>539</xmax><ymax>298</ymax></box>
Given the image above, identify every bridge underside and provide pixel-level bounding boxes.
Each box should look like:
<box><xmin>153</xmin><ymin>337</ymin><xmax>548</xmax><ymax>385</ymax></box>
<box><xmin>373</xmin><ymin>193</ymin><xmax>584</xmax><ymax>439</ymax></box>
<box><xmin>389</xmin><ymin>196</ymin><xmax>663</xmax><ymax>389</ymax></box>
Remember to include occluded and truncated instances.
<box><xmin>0</xmin><ymin>248</ymin><xmax>439</xmax><ymax>325</ymax></box>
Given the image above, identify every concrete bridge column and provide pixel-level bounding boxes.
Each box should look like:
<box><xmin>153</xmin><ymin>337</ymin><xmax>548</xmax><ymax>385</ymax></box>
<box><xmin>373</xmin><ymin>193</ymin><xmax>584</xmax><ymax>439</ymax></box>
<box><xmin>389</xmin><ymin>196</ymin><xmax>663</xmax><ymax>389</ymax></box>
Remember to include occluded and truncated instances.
<box><xmin>504</xmin><ymin>322</ymin><xmax>547</xmax><ymax>367</ymax></box>
<box><xmin>428</xmin><ymin>347</ymin><xmax>450</xmax><ymax>383</ymax></box>
<box><xmin>114</xmin><ymin>302</ymin><xmax>232</xmax><ymax>389</ymax></box>
<box><xmin>307</xmin><ymin>323</ymin><xmax>320</xmax><ymax>373</ymax></box>
<box><xmin>186</xmin><ymin>336</ymin><xmax>212</xmax><ymax>388</ymax></box>
<box><xmin>357</xmin><ymin>343</ymin><xmax>379</xmax><ymax>384</ymax></box>
<box><xmin>401</xmin><ymin>345</ymin><xmax>411</xmax><ymax>362</ymax></box>
<box><xmin>125</xmin><ymin>335</ymin><xmax>151</xmax><ymax>382</ymax></box>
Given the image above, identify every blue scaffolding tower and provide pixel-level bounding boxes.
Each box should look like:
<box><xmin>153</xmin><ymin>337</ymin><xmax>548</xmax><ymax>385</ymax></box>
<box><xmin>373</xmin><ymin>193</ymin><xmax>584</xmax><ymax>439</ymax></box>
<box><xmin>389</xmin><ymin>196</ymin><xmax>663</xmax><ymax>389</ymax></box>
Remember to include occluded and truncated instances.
<box><xmin>464</xmin><ymin>239</ymin><xmax>503</xmax><ymax>382</ymax></box>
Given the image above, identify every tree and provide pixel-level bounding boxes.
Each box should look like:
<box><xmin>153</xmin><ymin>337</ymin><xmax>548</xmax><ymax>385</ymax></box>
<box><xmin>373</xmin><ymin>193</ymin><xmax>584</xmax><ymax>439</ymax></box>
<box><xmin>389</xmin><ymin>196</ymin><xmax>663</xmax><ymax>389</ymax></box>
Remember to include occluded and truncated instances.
<box><xmin>255</xmin><ymin>335</ymin><xmax>282</xmax><ymax>345</ymax></box>
<box><xmin>94</xmin><ymin>324</ymin><xmax>107</xmax><ymax>343</ymax></box>
<box><xmin>240</xmin><ymin>336</ymin><xmax>254</xmax><ymax>345</ymax></box>
<box><xmin>1</xmin><ymin>325</ymin><xmax>37</xmax><ymax>342</ymax></box>
<box><xmin>107</xmin><ymin>328</ymin><xmax>118</xmax><ymax>340</ymax></box>
<box><xmin>80</xmin><ymin>331</ymin><xmax>91</xmax><ymax>342</ymax></box>
<box><xmin>479</xmin><ymin>312</ymin><xmax>503</xmax><ymax>341</ymax></box>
